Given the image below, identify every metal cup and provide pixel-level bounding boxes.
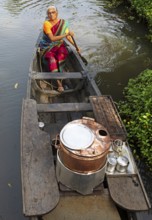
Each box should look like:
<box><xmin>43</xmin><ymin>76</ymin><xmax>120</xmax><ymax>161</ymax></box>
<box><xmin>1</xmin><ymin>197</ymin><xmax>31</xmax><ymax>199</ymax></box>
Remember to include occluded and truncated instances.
<box><xmin>116</xmin><ymin>156</ymin><xmax>129</xmax><ymax>173</ymax></box>
<box><xmin>106</xmin><ymin>156</ymin><xmax>117</xmax><ymax>173</ymax></box>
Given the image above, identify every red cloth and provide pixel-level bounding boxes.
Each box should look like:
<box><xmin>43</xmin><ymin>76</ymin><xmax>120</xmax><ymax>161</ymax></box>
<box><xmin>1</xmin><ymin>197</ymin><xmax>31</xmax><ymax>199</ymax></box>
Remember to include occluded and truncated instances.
<box><xmin>45</xmin><ymin>44</ymin><xmax>68</xmax><ymax>72</ymax></box>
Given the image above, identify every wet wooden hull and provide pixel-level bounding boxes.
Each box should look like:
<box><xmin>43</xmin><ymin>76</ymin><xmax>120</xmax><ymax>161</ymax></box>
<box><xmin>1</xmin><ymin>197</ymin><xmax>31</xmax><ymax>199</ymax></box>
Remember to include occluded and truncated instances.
<box><xmin>21</xmin><ymin>32</ymin><xmax>151</xmax><ymax>219</ymax></box>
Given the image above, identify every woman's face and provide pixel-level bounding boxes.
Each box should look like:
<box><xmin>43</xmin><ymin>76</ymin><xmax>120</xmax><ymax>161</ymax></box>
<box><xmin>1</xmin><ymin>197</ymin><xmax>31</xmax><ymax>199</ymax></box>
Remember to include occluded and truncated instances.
<box><xmin>47</xmin><ymin>9</ymin><xmax>58</xmax><ymax>21</ymax></box>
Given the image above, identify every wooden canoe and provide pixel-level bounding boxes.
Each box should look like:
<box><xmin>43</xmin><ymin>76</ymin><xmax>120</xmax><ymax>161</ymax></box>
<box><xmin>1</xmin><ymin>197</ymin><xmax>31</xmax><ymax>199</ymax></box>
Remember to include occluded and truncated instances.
<box><xmin>21</xmin><ymin>32</ymin><xmax>151</xmax><ymax>219</ymax></box>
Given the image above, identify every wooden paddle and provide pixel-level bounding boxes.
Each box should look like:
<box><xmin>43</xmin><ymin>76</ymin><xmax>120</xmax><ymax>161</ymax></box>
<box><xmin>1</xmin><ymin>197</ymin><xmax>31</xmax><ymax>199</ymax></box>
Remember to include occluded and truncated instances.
<box><xmin>71</xmin><ymin>36</ymin><xmax>88</xmax><ymax>65</ymax></box>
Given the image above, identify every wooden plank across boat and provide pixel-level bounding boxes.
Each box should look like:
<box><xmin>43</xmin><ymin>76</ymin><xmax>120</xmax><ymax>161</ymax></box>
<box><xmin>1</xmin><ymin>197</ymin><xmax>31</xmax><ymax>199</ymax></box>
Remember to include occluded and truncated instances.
<box><xmin>30</xmin><ymin>71</ymin><xmax>85</xmax><ymax>79</ymax></box>
<box><xmin>21</xmin><ymin>31</ymin><xmax>151</xmax><ymax>219</ymax></box>
<box><xmin>37</xmin><ymin>102</ymin><xmax>92</xmax><ymax>112</ymax></box>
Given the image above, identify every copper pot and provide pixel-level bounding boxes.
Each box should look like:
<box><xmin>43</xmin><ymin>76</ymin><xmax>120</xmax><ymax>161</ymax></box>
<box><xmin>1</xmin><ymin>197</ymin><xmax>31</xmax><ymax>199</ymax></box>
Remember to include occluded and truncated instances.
<box><xmin>58</xmin><ymin>118</ymin><xmax>111</xmax><ymax>173</ymax></box>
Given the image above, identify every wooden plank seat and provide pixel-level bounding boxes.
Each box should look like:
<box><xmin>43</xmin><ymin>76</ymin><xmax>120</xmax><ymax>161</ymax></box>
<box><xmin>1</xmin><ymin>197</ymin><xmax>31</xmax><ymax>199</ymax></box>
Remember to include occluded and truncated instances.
<box><xmin>30</xmin><ymin>71</ymin><xmax>85</xmax><ymax>79</ymax></box>
<box><xmin>37</xmin><ymin>102</ymin><xmax>92</xmax><ymax>113</ymax></box>
<box><xmin>21</xmin><ymin>99</ymin><xmax>59</xmax><ymax>216</ymax></box>
<box><xmin>107</xmin><ymin>175</ymin><xmax>151</xmax><ymax>211</ymax></box>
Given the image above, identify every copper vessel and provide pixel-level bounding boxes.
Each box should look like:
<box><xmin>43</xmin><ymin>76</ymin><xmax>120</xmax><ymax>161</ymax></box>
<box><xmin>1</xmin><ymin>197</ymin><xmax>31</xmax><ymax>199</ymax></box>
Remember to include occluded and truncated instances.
<box><xmin>58</xmin><ymin>117</ymin><xmax>111</xmax><ymax>173</ymax></box>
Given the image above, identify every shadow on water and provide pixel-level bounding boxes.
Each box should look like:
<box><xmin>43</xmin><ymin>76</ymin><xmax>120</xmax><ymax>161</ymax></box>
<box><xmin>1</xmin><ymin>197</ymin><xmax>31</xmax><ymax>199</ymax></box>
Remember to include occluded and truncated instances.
<box><xmin>95</xmin><ymin>51</ymin><xmax>152</xmax><ymax>101</ymax></box>
<box><xmin>0</xmin><ymin>0</ymin><xmax>152</xmax><ymax>219</ymax></box>
<box><xmin>95</xmin><ymin>3</ymin><xmax>152</xmax><ymax>101</ymax></box>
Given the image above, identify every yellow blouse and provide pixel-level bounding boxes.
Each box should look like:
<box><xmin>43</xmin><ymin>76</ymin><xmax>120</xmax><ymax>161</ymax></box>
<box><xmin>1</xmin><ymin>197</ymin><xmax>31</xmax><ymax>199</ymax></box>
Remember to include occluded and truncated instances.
<box><xmin>43</xmin><ymin>20</ymin><xmax>69</xmax><ymax>35</ymax></box>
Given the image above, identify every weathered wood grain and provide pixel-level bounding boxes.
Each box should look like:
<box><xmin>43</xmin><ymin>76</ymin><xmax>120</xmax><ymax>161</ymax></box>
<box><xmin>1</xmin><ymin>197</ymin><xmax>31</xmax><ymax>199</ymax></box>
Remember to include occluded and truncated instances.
<box><xmin>89</xmin><ymin>95</ymin><xmax>127</xmax><ymax>140</ymax></box>
<box><xmin>31</xmin><ymin>72</ymin><xmax>84</xmax><ymax>79</ymax></box>
<box><xmin>107</xmin><ymin>175</ymin><xmax>150</xmax><ymax>211</ymax></box>
<box><xmin>37</xmin><ymin>103</ymin><xmax>92</xmax><ymax>112</ymax></box>
<box><xmin>21</xmin><ymin>99</ymin><xmax>59</xmax><ymax>216</ymax></box>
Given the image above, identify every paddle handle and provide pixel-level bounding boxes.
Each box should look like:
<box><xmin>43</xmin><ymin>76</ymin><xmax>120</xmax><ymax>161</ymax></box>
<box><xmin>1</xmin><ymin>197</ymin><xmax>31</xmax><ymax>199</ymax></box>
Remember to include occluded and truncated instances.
<box><xmin>71</xmin><ymin>36</ymin><xmax>88</xmax><ymax>65</ymax></box>
<box><xmin>71</xmin><ymin>36</ymin><xmax>79</xmax><ymax>52</ymax></box>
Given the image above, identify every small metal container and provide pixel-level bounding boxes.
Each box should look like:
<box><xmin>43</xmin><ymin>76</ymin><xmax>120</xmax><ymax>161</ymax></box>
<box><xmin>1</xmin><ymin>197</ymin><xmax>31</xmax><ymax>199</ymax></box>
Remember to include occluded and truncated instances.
<box><xmin>116</xmin><ymin>156</ymin><xmax>129</xmax><ymax>173</ymax></box>
<box><xmin>112</xmin><ymin>139</ymin><xmax>123</xmax><ymax>154</ymax></box>
<box><xmin>106</xmin><ymin>157</ymin><xmax>117</xmax><ymax>173</ymax></box>
<box><xmin>38</xmin><ymin>121</ymin><xmax>45</xmax><ymax>130</ymax></box>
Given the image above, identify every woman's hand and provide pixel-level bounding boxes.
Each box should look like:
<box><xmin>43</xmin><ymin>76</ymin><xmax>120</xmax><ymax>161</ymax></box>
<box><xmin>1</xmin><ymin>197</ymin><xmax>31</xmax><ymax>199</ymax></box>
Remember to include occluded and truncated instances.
<box><xmin>77</xmin><ymin>47</ymin><xmax>81</xmax><ymax>53</ymax></box>
<box><xmin>67</xmin><ymin>31</ymin><xmax>74</xmax><ymax>37</ymax></box>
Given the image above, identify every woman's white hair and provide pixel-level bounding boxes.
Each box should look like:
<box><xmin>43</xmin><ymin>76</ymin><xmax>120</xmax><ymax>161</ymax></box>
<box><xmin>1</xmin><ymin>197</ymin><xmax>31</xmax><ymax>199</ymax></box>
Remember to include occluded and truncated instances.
<box><xmin>47</xmin><ymin>5</ymin><xmax>58</xmax><ymax>13</ymax></box>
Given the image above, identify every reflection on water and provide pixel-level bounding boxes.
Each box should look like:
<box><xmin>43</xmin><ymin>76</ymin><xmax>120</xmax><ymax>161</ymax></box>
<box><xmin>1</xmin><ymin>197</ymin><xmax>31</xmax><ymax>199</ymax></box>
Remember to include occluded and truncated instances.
<box><xmin>3</xmin><ymin>0</ymin><xmax>49</xmax><ymax>15</ymax></box>
<box><xmin>0</xmin><ymin>0</ymin><xmax>152</xmax><ymax>219</ymax></box>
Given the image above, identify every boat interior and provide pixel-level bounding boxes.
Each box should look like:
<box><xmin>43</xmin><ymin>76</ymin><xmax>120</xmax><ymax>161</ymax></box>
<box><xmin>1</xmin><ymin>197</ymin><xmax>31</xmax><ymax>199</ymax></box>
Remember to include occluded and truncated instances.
<box><xmin>29</xmin><ymin>39</ymin><xmax>98</xmax><ymax>104</ymax></box>
<box><xmin>21</xmin><ymin>35</ymin><xmax>151</xmax><ymax>218</ymax></box>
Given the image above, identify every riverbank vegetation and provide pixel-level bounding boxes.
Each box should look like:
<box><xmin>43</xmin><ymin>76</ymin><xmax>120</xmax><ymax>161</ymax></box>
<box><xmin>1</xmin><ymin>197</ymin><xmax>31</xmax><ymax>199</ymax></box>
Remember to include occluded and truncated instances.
<box><xmin>130</xmin><ymin>0</ymin><xmax>152</xmax><ymax>41</ymax></box>
<box><xmin>118</xmin><ymin>70</ymin><xmax>152</xmax><ymax>168</ymax></box>
<box><xmin>108</xmin><ymin>0</ymin><xmax>152</xmax><ymax>41</ymax></box>
<box><xmin>106</xmin><ymin>1</ymin><xmax>152</xmax><ymax>167</ymax></box>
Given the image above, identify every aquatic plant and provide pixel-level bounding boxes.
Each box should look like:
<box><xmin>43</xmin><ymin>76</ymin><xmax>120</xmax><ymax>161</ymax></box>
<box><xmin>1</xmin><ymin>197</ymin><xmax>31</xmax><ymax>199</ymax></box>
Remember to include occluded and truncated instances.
<box><xmin>131</xmin><ymin>0</ymin><xmax>152</xmax><ymax>41</ymax></box>
<box><xmin>106</xmin><ymin>0</ymin><xmax>124</xmax><ymax>8</ymax></box>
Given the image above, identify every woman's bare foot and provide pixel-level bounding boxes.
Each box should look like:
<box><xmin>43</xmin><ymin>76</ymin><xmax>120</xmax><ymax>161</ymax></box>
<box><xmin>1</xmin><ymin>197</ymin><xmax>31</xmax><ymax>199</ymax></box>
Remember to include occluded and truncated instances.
<box><xmin>57</xmin><ymin>80</ymin><xmax>64</xmax><ymax>92</ymax></box>
<box><xmin>58</xmin><ymin>86</ymin><xmax>64</xmax><ymax>92</ymax></box>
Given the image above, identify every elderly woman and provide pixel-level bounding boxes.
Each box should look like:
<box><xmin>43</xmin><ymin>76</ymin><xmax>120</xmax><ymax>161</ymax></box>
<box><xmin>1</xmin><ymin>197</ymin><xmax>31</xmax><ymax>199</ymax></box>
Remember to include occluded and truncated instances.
<box><xmin>39</xmin><ymin>6</ymin><xmax>74</xmax><ymax>92</ymax></box>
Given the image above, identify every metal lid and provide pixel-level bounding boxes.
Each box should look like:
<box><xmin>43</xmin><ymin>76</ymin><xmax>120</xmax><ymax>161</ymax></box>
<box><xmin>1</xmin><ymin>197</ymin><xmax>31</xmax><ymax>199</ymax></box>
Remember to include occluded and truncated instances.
<box><xmin>117</xmin><ymin>156</ymin><xmax>129</xmax><ymax>166</ymax></box>
<box><xmin>60</xmin><ymin>123</ymin><xmax>94</xmax><ymax>150</ymax></box>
